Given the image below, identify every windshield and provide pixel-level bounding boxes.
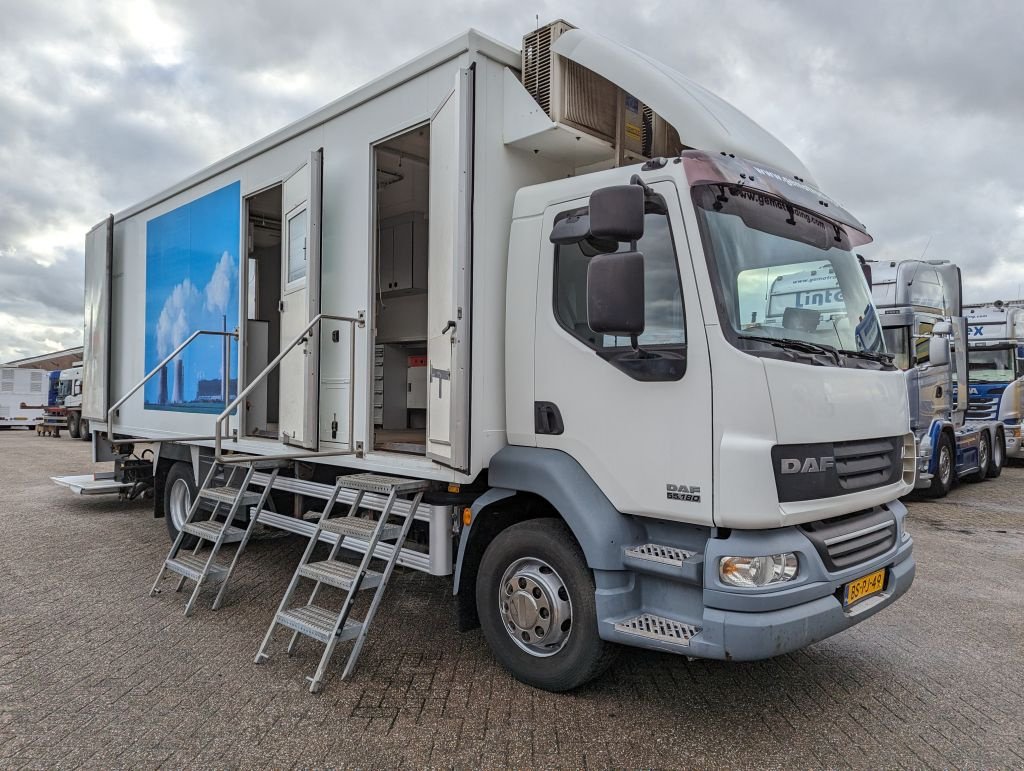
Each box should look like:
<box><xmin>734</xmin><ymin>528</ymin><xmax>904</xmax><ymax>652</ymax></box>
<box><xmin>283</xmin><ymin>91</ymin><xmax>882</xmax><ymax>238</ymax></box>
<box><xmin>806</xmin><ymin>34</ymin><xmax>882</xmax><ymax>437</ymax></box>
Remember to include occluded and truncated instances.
<box><xmin>693</xmin><ymin>185</ymin><xmax>884</xmax><ymax>360</ymax></box>
<box><xmin>882</xmin><ymin>326</ymin><xmax>912</xmax><ymax>370</ymax></box>
<box><xmin>968</xmin><ymin>347</ymin><xmax>1016</xmax><ymax>383</ymax></box>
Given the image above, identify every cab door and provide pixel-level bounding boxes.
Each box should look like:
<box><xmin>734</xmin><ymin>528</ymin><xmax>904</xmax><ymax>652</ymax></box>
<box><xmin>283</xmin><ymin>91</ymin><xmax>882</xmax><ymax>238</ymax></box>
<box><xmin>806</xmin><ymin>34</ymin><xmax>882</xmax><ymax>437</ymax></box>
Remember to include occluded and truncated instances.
<box><xmin>279</xmin><ymin>149</ymin><xmax>323</xmax><ymax>447</ymax></box>
<box><xmin>532</xmin><ymin>181</ymin><xmax>714</xmax><ymax>523</ymax></box>
<box><xmin>425</xmin><ymin>68</ymin><xmax>473</xmax><ymax>470</ymax></box>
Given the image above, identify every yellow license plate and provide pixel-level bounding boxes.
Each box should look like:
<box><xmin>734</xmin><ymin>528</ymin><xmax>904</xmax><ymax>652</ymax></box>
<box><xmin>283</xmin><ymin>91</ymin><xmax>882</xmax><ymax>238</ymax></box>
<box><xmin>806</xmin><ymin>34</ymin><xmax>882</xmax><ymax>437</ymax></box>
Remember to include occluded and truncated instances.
<box><xmin>843</xmin><ymin>568</ymin><xmax>886</xmax><ymax>606</ymax></box>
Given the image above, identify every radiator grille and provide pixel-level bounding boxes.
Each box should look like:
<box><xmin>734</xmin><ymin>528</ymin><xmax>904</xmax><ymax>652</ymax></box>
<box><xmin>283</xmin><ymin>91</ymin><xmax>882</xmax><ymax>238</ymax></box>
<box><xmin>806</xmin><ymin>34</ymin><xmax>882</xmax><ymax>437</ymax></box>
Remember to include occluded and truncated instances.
<box><xmin>800</xmin><ymin>508</ymin><xmax>897</xmax><ymax>572</ymax></box>
<box><xmin>967</xmin><ymin>387</ymin><xmax>1003</xmax><ymax>420</ymax></box>
<box><xmin>833</xmin><ymin>436</ymin><xmax>901</xmax><ymax>492</ymax></box>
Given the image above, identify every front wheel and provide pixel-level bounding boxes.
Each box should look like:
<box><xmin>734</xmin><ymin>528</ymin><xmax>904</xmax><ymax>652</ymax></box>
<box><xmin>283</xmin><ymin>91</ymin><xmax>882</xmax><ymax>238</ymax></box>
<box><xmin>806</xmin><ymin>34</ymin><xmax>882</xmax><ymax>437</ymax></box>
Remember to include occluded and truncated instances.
<box><xmin>476</xmin><ymin>518</ymin><xmax>617</xmax><ymax>692</ymax></box>
<box><xmin>923</xmin><ymin>433</ymin><xmax>955</xmax><ymax>498</ymax></box>
<box><xmin>987</xmin><ymin>429</ymin><xmax>1005</xmax><ymax>479</ymax></box>
<box><xmin>67</xmin><ymin>412</ymin><xmax>81</xmax><ymax>439</ymax></box>
<box><xmin>79</xmin><ymin>417</ymin><xmax>92</xmax><ymax>442</ymax></box>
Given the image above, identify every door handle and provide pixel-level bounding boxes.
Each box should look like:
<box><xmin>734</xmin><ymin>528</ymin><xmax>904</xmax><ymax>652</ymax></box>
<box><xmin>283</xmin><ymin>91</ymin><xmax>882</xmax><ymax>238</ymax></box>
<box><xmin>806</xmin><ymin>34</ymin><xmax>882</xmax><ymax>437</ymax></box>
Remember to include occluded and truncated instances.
<box><xmin>441</xmin><ymin>320</ymin><xmax>456</xmax><ymax>336</ymax></box>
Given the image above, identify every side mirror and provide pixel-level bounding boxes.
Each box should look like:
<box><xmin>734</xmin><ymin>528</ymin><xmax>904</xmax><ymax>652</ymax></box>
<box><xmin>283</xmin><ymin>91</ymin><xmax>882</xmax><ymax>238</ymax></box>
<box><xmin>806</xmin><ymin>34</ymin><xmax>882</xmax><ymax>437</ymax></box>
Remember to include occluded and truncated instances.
<box><xmin>587</xmin><ymin>251</ymin><xmax>645</xmax><ymax>338</ymax></box>
<box><xmin>928</xmin><ymin>336</ymin><xmax>950</xmax><ymax>367</ymax></box>
<box><xmin>589</xmin><ymin>185</ymin><xmax>645</xmax><ymax>242</ymax></box>
<box><xmin>932</xmin><ymin>320</ymin><xmax>953</xmax><ymax>336</ymax></box>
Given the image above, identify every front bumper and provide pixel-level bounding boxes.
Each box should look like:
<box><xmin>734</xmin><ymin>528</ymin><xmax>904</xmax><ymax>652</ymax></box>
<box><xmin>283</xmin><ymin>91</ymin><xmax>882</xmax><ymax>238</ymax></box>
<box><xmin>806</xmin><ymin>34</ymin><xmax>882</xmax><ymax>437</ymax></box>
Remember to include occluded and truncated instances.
<box><xmin>697</xmin><ymin>546</ymin><xmax>914</xmax><ymax>660</ymax></box>
<box><xmin>596</xmin><ymin>501</ymin><xmax>915</xmax><ymax>661</ymax></box>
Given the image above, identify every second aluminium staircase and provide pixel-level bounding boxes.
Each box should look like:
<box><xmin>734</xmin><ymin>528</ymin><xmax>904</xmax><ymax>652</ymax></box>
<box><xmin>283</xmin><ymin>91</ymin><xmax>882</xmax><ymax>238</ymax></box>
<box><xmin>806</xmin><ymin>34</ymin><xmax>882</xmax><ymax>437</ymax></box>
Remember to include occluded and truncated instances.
<box><xmin>254</xmin><ymin>472</ymin><xmax>428</xmax><ymax>693</ymax></box>
<box><xmin>150</xmin><ymin>459</ymin><xmax>282</xmax><ymax>616</ymax></box>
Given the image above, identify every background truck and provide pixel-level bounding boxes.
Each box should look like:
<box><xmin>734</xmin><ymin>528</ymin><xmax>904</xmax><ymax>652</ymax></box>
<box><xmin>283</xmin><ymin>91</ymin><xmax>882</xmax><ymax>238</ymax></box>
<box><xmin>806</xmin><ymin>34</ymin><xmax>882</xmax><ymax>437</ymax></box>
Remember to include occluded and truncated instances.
<box><xmin>59</xmin><ymin>20</ymin><xmax>916</xmax><ymax>692</ymax></box>
<box><xmin>964</xmin><ymin>302</ymin><xmax>1024</xmax><ymax>460</ymax></box>
<box><xmin>51</xmin><ymin>364</ymin><xmax>92</xmax><ymax>440</ymax></box>
<box><xmin>0</xmin><ymin>367</ymin><xmax>48</xmax><ymax>429</ymax></box>
<box><xmin>870</xmin><ymin>259</ymin><xmax>1005</xmax><ymax>497</ymax></box>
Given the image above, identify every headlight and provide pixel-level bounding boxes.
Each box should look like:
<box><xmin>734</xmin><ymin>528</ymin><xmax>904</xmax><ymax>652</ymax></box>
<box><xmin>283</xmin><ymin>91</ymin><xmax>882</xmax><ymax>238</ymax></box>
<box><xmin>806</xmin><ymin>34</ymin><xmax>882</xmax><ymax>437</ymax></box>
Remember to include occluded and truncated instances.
<box><xmin>719</xmin><ymin>553</ymin><xmax>798</xmax><ymax>588</ymax></box>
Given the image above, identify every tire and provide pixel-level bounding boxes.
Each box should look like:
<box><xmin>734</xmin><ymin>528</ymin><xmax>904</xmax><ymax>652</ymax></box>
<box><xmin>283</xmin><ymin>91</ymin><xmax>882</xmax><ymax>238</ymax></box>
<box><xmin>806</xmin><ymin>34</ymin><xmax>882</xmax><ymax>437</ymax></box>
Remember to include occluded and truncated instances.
<box><xmin>79</xmin><ymin>417</ymin><xmax>92</xmax><ymax>441</ymax></box>
<box><xmin>476</xmin><ymin>518</ymin><xmax>618</xmax><ymax>692</ymax></box>
<box><xmin>67</xmin><ymin>412</ymin><xmax>81</xmax><ymax>439</ymax></box>
<box><xmin>966</xmin><ymin>431</ymin><xmax>990</xmax><ymax>483</ymax></box>
<box><xmin>164</xmin><ymin>462</ymin><xmax>200</xmax><ymax>548</ymax></box>
<box><xmin>923</xmin><ymin>432</ymin><xmax>955</xmax><ymax>498</ymax></box>
<box><xmin>987</xmin><ymin>429</ymin><xmax>1005</xmax><ymax>479</ymax></box>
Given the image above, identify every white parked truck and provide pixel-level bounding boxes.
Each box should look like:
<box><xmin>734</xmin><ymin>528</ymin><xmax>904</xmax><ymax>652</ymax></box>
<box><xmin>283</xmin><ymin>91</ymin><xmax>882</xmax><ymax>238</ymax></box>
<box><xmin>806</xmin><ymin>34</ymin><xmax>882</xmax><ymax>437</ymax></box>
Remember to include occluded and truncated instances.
<box><xmin>870</xmin><ymin>259</ymin><xmax>1004</xmax><ymax>497</ymax></box>
<box><xmin>0</xmin><ymin>367</ymin><xmax>48</xmax><ymax>428</ymax></box>
<box><xmin>58</xmin><ymin>21</ymin><xmax>916</xmax><ymax>692</ymax></box>
<box><xmin>964</xmin><ymin>302</ymin><xmax>1024</xmax><ymax>459</ymax></box>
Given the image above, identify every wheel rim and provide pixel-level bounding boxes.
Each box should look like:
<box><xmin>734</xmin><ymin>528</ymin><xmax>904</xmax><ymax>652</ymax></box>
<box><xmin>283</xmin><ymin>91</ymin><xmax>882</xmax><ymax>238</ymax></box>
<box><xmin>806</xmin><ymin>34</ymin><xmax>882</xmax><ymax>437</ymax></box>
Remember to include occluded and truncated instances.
<box><xmin>498</xmin><ymin>557</ymin><xmax>573</xmax><ymax>657</ymax></box>
<box><xmin>939</xmin><ymin>445</ymin><xmax>952</xmax><ymax>485</ymax></box>
<box><xmin>169</xmin><ymin>478</ymin><xmax>192</xmax><ymax>532</ymax></box>
<box><xmin>979</xmin><ymin>437</ymin><xmax>989</xmax><ymax>472</ymax></box>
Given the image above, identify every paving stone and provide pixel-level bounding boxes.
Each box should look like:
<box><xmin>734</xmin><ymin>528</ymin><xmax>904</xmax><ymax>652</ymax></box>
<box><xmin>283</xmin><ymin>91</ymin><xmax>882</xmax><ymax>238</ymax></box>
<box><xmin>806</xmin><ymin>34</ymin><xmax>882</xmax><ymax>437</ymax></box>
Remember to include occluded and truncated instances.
<box><xmin>0</xmin><ymin>430</ymin><xmax>1022</xmax><ymax>768</ymax></box>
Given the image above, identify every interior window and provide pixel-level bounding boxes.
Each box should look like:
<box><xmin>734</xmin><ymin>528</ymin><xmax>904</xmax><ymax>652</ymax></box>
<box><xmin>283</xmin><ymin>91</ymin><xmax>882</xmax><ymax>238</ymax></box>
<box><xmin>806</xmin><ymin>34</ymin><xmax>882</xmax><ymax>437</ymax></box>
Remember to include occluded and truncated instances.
<box><xmin>554</xmin><ymin>212</ymin><xmax>685</xmax><ymax>350</ymax></box>
<box><xmin>287</xmin><ymin>209</ymin><xmax>307</xmax><ymax>284</ymax></box>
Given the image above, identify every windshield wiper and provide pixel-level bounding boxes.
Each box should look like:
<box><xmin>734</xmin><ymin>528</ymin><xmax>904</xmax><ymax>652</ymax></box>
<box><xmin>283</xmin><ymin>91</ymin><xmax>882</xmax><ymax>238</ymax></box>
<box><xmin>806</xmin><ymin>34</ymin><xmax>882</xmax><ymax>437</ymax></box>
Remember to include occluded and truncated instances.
<box><xmin>739</xmin><ymin>334</ymin><xmax>841</xmax><ymax>364</ymax></box>
<box><xmin>838</xmin><ymin>348</ymin><xmax>895</xmax><ymax>365</ymax></box>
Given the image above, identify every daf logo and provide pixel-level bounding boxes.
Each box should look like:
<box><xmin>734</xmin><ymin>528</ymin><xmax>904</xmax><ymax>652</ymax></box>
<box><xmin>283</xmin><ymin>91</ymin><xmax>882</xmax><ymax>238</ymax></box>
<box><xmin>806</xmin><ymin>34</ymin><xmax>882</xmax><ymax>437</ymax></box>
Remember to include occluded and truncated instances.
<box><xmin>780</xmin><ymin>457</ymin><xmax>835</xmax><ymax>474</ymax></box>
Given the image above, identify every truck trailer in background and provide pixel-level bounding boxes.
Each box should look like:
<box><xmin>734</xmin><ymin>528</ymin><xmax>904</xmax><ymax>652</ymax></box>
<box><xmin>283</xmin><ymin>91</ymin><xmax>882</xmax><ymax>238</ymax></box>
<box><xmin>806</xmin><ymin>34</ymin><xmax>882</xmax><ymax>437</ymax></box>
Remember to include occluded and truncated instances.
<box><xmin>870</xmin><ymin>259</ymin><xmax>1004</xmax><ymax>497</ymax></box>
<box><xmin>0</xmin><ymin>367</ymin><xmax>47</xmax><ymax>428</ymax></box>
<box><xmin>58</xmin><ymin>20</ymin><xmax>917</xmax><ymax>693</ymax></box>
<box><xmin>964</xmin><ymin>303</ymin><xmax>1024</xmax><ymax>460</ymax></box>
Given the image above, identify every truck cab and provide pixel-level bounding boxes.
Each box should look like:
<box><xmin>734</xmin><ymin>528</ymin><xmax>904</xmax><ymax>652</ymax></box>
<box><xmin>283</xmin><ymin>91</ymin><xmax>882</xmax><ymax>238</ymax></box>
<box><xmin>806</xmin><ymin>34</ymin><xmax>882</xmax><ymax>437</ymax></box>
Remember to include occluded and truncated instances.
<box><xmin>965</xmin><ymin>303</ymin><xmax>1024</xmax><ymax>459</ymax></box>
<box><xmin>869</xmin><ymin>259</ymin><xmax>1004</xmax><ymax>497</ymax></box>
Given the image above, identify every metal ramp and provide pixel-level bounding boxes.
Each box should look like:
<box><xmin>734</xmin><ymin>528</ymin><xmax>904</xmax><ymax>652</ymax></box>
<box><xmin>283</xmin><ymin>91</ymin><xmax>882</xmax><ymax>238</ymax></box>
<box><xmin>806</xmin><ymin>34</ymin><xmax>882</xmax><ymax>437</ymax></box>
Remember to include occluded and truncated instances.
<box><xmin>255</xmin><ymin>472</ymin><xmax>428</xmax><ymax>693</ymax></box>
<box><xmin>149</xmin><ymin>459</ymin><xmax>284</xmax><ymax>616</ymax></box>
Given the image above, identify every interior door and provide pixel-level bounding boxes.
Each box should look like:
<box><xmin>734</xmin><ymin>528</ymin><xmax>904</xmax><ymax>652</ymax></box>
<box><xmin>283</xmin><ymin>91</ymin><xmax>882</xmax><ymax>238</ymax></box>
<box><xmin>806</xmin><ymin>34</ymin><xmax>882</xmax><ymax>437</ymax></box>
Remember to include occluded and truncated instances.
<box><xmin>82</xmin><ymin>214</ymin><xmax>113</xmax><ymax>422</ymax></box>
<box><xmin>279</xmin><ymin>149</ymin><xmax>323</xmax><ymax>448</ymax></box>
<box><xmin>426</xmin><ymin>68</ymin><xmax>474</xmax><ymax>470</ymax></box>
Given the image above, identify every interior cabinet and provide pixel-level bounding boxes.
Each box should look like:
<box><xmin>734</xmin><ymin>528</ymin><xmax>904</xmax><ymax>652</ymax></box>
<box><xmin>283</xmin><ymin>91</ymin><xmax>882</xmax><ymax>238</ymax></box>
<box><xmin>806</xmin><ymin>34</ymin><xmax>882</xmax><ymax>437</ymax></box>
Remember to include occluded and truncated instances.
<box><xmin>378</xmin><ymin>212</ymin><xmax>427</xmax><ymax>295</ymax></box>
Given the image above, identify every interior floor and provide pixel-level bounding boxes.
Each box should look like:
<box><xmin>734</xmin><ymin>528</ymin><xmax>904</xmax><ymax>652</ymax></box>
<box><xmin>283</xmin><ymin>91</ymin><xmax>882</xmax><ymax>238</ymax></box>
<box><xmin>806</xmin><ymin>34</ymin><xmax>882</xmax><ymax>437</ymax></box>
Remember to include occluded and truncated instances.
<box><xmin>372</xmin><ymin>126</ymin><xmax>430</xmax><ymax>455</ymax></box>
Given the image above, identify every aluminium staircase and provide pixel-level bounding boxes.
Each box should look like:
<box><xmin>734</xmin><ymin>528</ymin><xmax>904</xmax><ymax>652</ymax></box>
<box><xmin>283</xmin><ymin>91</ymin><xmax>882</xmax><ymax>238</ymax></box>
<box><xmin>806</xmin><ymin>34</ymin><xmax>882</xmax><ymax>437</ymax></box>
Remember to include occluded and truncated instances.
<box><xmin>149</xmin><ymin>459</ymin><xmax>283</xmax><ymax>616</ymax></box>
<box><xmin>255</xmin><ymin>472</ymin><xmax>428</xmax><ymax>693</ymax></box>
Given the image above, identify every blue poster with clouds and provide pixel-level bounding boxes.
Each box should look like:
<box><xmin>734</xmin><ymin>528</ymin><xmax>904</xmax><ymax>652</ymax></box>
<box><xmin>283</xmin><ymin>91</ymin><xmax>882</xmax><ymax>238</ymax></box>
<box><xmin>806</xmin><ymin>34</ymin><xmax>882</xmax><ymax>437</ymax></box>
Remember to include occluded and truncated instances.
<box><xmin>144</xmin><ymin>181</ymin><xmax>240</xmax><ymax>413</ymax></box>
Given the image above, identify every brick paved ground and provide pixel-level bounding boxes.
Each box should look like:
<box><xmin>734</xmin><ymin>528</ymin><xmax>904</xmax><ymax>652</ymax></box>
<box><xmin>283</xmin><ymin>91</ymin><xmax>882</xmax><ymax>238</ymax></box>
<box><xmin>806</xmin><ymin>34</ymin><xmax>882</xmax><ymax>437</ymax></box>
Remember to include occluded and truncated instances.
<box><xmin>0</xmin><ymin>429</ymin><xmax>1022</xmax><ymax>769</ymax></box>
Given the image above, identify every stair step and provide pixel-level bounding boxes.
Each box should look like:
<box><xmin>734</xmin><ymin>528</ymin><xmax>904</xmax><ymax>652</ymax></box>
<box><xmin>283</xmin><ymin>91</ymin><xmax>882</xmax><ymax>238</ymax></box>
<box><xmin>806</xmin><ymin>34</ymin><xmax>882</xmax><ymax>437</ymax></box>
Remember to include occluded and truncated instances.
<box><xmin>165</xmin><ymin>554</ymin><xmax>227</xmax><ymax>584</ymax></box>
<box><xmin>298</xmin><ymin>561</ymin><xmax>382</xmax><ymax>591</ymax></box>
<box><xmin>183</xmin><ymin>520</ymin><xmax>245</xmax><ymax>543</ymax></box>
<box><xmin>624</xmin><ymin>543</ymin><xmax>696</xmax><ymax>568</ymax></box>
<box><xmin>199</xmin><ymin>486</ymin><xmax>262</xmax><ymax>506</ymax></box>
<box><xmin>336</xmin><ymin>473</ymin><xmax>430</xmax><ymax>495</ymax></box>
<box><xmin>614</xmin><ymin>613</ymin><xmax>699</xmax><ymax>647</ymax></box>
<box><xmin>275</xmin><ymin>604</ymin><xmax>362</xmax><ymax>644</ymax></box>
<box><xmin>320</xmin><ymin>516</ymin><xmax>402</xmax><ymax>542</ymax></box>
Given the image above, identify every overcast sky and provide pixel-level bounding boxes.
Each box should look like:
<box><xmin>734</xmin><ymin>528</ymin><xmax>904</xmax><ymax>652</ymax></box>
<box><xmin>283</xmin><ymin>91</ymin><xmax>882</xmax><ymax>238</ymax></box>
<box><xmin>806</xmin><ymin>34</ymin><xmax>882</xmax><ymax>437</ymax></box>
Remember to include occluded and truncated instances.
<box><xmin>1</xmin><ymin>0</ymin><xmax>1022</xmax><ymax>361</ymax></box>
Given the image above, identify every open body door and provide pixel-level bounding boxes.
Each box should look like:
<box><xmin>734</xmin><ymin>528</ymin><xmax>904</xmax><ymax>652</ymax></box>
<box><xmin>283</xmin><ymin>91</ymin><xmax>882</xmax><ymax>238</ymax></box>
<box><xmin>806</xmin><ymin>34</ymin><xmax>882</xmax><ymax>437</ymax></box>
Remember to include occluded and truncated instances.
<box><xmin>82</xmin><ymin>215</ymin><xmax>113</xmax><ymax>422</ymax></box>
<box><xmin>426</xmin><ymin>68</ymin><xmax>474</xmax><ymax>471</ymax></box>
<box><xmin>279</xmin><ymin>149</ymin><xmax>323</xmax><ymax>448</ymax></box>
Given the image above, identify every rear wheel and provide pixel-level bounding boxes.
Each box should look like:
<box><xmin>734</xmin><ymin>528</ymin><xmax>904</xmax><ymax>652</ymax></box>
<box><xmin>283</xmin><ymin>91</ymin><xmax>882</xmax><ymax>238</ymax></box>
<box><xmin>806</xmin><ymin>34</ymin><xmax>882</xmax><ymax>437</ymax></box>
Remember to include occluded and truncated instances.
<box><xmin>476</xmin><ymin>518</ymin><xmax>617</xmax><ymax>692</ymax></box>
<box><xmin>79</xmin><ymin>417</ymin><xmax>92</xmax><ymax>441</ymax></box>
<box><xmin>987</xmin><ymin>428</ymin><xmax>1005</xmax><ymax>479</ymax></box>
<box><xmin>923</xmin><ymin>433</ymin><xmax>955</xmax><ymax>498</ymax></box>
<box><xmin>967</xmin><ymin>432</ymin><xmax>990</xmax><ymax>483</ymax></box>
<box><xmin>67</xmin><ymin>412</ymin><xmax>81</xmax><ymax>439</ymax></box>
<box><xmin>164</xmin><ymin>462</ymin><xmax>199</xmax><ymax>548</ymax></box>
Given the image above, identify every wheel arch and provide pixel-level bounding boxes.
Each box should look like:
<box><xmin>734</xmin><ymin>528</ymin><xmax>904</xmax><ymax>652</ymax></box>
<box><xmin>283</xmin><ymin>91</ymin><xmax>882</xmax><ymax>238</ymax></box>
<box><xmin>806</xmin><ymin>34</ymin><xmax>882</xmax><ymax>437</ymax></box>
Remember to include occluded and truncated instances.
<box><xmin>453</xmin><ymin>446</ymin><xmax>642</xmax><ymax>631</ymax></box>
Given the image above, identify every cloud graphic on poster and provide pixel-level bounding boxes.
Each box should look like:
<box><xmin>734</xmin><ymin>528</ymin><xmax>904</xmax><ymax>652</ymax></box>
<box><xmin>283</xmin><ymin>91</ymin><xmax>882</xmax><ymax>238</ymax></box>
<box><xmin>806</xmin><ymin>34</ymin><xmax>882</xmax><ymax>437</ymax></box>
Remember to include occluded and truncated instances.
<box><xmin>204</xmin><ymin>251</ymin><xmax>236</xmax><ymax>314</ymax></box>
<box><xmin>156</xmin><ymin>278</ymin><xmax>200</xmax><ymax>358</ymax></box>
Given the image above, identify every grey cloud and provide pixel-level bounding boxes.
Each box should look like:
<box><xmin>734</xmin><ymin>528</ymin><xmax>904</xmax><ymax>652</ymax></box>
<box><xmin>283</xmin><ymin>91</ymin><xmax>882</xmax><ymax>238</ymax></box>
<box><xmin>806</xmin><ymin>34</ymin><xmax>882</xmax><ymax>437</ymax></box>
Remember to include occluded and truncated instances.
<box><xmin>1</xmin><ymin>0</ymin><xmax>1023</xmax><ymax>359</ymax></box>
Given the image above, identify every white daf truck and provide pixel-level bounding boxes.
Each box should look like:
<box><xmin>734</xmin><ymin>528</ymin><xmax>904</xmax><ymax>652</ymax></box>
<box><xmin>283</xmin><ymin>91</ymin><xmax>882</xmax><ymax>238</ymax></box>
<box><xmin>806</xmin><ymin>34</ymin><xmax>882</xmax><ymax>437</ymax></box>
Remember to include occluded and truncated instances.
<box><xmin>60</xmin><ymin>20</ymin><xmax>916</xmax><ymax>692</ymax></box>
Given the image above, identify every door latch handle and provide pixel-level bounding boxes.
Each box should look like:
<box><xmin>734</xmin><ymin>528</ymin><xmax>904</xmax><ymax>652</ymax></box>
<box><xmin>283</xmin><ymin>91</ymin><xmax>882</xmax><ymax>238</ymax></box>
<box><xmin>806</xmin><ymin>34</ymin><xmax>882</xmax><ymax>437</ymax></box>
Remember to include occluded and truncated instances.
<box><xmin>441</xmin><ymin>320</ymin><xmax>456</xmax><ymax>336</ymax></box>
